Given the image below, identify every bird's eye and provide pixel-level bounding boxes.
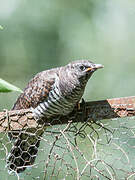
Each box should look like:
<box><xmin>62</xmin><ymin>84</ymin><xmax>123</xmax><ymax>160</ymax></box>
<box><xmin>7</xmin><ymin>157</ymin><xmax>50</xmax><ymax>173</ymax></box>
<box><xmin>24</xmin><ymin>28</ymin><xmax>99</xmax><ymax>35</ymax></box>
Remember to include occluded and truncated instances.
<box><xmin>79</xmin><ymin>65</ymin><xmax>86</xmax><ymax>71</ymax></box>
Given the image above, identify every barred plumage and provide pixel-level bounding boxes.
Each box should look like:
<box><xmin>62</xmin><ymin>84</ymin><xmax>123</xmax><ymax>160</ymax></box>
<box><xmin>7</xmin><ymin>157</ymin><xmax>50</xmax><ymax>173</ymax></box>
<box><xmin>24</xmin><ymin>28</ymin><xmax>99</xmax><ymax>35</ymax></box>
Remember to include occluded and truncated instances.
<box><xmin>33</xmin><ymin>80</ymin><xmax>82</xmax><ymax>118</ymax></box>
<box><xmin>7</xmin><ymin>60</ymin><xmax>103</xmax><ymax>173</ymax></box>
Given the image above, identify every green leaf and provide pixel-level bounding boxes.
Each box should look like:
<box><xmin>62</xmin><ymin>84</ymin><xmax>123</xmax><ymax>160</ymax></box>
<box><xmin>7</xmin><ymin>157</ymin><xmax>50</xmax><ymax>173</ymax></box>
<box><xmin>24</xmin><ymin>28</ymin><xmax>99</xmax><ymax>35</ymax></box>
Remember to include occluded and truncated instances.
<box><xmin>0</xmin><ymin>25</ymin><xmax>3</xmax><ymax>30</ymax></box>
<box><xmin>0</xmin><ymin>79</ymin><xmax>23</xmax><ymax>93</ymax></box>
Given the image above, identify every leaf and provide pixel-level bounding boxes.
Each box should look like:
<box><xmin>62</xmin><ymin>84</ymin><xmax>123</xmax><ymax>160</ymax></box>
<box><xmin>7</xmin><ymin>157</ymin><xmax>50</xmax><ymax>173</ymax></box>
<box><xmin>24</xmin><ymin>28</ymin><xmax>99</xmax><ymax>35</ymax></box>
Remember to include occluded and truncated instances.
<box><xmin>0</xmin><ymin>78</ymin><xmax>23</xmax><ymax>93</ymax></box>
<box><xmin>0</xmin><ymin>25</ymin><xmax>3</xmax><ymax>30</ymax></box>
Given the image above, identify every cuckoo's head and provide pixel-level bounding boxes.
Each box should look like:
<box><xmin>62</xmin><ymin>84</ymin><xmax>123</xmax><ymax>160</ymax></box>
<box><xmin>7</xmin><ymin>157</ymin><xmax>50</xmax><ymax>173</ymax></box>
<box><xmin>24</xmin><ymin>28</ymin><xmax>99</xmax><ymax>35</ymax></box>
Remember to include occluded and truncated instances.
<box><xmin>66</xmin><ymin>60</ymin><xmax>104</xmax><ymax>83</ymax></box>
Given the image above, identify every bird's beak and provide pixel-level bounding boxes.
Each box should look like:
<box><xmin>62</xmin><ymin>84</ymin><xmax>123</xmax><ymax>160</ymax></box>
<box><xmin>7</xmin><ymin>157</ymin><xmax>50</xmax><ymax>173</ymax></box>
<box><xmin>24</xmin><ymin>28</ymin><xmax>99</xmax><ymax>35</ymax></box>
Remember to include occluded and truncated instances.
<box><xmin>94</xmin><ymin>64</ymin><xmax>104</xmax><ymax>69</ymax></box>
<box><xmin>86</xmin><ymin>67</ymin><xmax>93</xmax><ymax>72</ymax></box>
<box><xmin>86</xmin><ymin>64</ymin><xmax>104</xmax><ymax>72</ymax></box>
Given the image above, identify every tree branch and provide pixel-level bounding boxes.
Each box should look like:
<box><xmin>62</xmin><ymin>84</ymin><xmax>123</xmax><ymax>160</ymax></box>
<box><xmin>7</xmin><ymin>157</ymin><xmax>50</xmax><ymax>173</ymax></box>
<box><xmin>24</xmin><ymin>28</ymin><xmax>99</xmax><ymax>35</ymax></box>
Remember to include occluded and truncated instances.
<box><xmin>0</xmin><ymin>96</ymin><xmax>135</xmax><ymax>133</ymax></box>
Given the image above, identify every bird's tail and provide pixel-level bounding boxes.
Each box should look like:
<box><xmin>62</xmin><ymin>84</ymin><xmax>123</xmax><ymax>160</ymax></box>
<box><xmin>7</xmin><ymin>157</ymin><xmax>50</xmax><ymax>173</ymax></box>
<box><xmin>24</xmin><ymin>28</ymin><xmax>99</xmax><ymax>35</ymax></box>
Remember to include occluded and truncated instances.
<box><xmin>7</xmin><ymin>127</ymin><xmax>45</xmax><ymax>173</ymax></box>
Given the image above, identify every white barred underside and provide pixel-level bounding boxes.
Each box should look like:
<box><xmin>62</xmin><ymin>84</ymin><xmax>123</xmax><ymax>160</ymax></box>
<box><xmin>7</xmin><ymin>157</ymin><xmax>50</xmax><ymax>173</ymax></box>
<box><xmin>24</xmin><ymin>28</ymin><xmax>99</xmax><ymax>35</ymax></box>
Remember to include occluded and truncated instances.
<box><xmin>33</xmin><ymin>80</ymin><xmax>75</xmax><ymax>119</ymax></box>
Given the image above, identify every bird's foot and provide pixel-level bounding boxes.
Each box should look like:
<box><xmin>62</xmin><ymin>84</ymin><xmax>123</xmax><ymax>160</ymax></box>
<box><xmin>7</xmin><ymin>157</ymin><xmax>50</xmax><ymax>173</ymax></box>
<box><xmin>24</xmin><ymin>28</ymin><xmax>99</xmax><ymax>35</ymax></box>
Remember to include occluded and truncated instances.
<box><xmin>81</xmin><ymin>98</ymin><xmax>87</xmax><ymax>119</ymax></box>
<box><xmin>76</xmin><ymin>98</ymin><xmax>87</xmax><ymax>121</ymax></box>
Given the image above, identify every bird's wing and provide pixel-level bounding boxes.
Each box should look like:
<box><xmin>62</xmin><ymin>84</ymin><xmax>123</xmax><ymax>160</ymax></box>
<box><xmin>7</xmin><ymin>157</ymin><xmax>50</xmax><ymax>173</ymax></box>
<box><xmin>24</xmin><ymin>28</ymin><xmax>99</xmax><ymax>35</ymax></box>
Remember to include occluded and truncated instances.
<box><xmin>12</xmin><ymin>70</ymin><xmax>57</xmax><ymax>110</ymax></box>
<box><xmin>8</xmin><ymin>69</ymin><xmax>59</xmax><ymax>173</ymax></box>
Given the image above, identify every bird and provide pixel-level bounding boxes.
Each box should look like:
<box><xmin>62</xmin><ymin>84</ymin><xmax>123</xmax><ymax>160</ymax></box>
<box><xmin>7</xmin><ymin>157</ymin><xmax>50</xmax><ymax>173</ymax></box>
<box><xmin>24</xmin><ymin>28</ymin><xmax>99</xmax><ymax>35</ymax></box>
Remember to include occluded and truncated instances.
<box><xmin>7</xmin><ymin>60</ymin><xmax>103</xmax><ymax>173</ymax></box>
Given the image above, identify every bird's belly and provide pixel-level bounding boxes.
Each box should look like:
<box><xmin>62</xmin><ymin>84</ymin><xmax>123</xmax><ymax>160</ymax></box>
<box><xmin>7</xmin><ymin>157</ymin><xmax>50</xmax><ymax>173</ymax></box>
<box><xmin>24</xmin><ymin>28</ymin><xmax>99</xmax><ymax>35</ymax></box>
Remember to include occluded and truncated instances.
<box><xmin>33</xmin><ymin>83</ymin><xmax>84</xmax><ymax>119</ymax></box>
<box><xmin>33</xmin><ymin>96</ymin><xmax>75</xmax><ymax>118</ymax></box>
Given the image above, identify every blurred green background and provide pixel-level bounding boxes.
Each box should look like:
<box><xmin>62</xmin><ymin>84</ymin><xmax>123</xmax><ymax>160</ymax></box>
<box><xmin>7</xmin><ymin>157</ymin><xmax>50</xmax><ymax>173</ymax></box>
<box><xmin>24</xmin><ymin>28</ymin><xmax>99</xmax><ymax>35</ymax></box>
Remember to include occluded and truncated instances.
<box><xmin>1</xmin><ymin>1</ymin><xmax>135</xmax><ymax>179</ymax></box>
<box><xmin>0</xmin><ymin>0</ymin><xmax>135</xmax><ymax>110</ymax></box>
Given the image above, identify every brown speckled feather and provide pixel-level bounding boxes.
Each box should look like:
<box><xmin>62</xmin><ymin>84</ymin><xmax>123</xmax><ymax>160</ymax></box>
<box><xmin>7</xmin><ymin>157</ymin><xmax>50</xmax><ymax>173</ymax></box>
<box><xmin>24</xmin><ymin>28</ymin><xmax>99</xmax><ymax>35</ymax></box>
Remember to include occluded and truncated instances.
<box><xmin>12</xmin><ymin>69</ymin><xmax>57</xmax><ymax>110</ymax></box>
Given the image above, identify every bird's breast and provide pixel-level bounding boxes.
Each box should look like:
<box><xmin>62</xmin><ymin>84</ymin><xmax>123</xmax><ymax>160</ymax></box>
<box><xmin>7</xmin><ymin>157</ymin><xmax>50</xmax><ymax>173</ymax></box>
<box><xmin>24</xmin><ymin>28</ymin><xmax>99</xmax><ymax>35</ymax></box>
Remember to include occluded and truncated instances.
<box><xmin>33</xmin><ymin>82</ymin><xmax>84</xmax><ymax>119</ymax></box>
